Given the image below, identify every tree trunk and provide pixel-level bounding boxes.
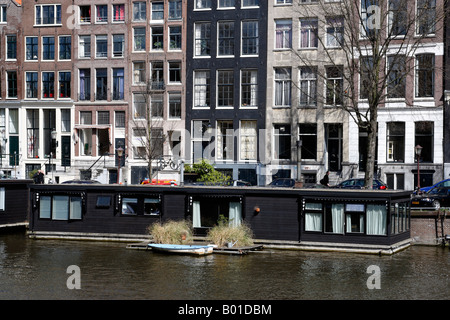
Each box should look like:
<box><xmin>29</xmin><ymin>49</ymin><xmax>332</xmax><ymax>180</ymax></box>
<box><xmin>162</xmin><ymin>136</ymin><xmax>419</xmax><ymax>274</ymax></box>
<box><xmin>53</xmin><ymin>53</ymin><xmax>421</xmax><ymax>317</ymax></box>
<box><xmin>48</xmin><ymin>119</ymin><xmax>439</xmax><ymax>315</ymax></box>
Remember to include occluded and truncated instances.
<box><xmin>364</xmin><ymin>109</ymin><xmax>378</xmax><ymax>189</ymax></box>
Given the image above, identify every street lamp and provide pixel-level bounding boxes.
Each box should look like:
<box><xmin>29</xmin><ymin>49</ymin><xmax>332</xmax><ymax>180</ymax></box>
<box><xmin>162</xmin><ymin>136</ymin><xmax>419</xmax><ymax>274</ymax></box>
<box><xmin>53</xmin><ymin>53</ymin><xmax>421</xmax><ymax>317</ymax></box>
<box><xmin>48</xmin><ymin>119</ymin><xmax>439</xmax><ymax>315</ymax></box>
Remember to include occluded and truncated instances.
<box><xmin>415</xmin><ymin>145</ymin><xmax>423</xmax><ymax>191</ymax></box>
<box><xmin>117</xmin><ymin>147</ymin><xmax>124</xmax><ymax>184</ymax></box>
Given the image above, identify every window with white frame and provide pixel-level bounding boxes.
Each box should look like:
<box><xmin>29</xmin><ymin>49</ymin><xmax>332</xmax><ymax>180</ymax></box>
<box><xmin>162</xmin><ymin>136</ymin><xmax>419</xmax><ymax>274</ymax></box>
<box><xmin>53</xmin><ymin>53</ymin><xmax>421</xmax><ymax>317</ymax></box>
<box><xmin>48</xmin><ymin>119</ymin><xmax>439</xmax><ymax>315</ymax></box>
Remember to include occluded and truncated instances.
<box><xmin>274</xmin><ymin>68</ymin><xmax>291</xmax><ymax>107</ymax></box>
<box><xmin>133</xmin><ymin>61</ymin><xmax>146</xmax><ymax>84</ymax></box>
<box><xmin>169</xmin><ymin>0</ymin><xmax>182</xmax><ymax>20</ymax></box>
<box><xmin>276</xmin><ymin>0</ymin><xmax>292</xmax><ymax>4</ymax></box>
<box><xmin>242</xmin><ymin>21</ymin><xmax>258</xmax><ymax>55</ymax></box>
<box><xmin>194</xmin><ymin>22</ymin><xmax>211</xmax><ymax>57</ymax></box>
<box><xmin>7</xmin><ymin>71</ymin><xmax>17</xmax><ymax>98</ymax></box>
<box><xmin>133</xmin><ymin>93</ymin><xmax>146</xmax><ymax>119</ymax></box>
<box><xmin>79</xmin><ymin>69</ymin><xmax>91</xmax><ymax>100</ymax></box>
<box><xmin>359</xmin><ymin>56</ymin><xmax>373</xmax><ymax>100</ymax></box>
<box><xmin>0</xmin><ymin>5</ymin><xmax>6</xmax><ymax>23</ymax></box>
<box><xmin>416</xmin><ymin>0</ymin><xmax>436</xmax><ymax>35</ymax></box>
<box><xmin>415</xmin><ymin>53</ymin><xmax>434</xmax><ymax>98</ymax></box>
<box><xmin>113</xmin><ymin>4</ymin><xmax>125</xmax><ymax>22</ymax></box>
<box><xmin>218</xmin><ymin>21</ymin><xmax>235</xmax><ymax>56</ymax></box>
<box><xmin>195</xmin><ymin>0</ymin><xmax>211</xmax><ymax>9</ymax></box>
<box><xmin>242</xmin><ymin>0</ymin><xmax>259</xmax><ymax>7</ymax></box>
<box><xmin>133</xmin><ymin>2</ymin><xmax>146</xmax><ymax>21</ymax></box>
<box><xmin>218</xmin><ymin>0</ymin><xmax>235</xmax><ymax>9</ymax></box>
<box><xmin>388</xmin><ymin>0</ymin><xmax>407</xmax><ymax>36</ymax></box>
<box><xmin>42</xmin><ymin>36</ymin><xmax>55</xmax><ymax>60</ymax></box>
<box><xmin>96</xmin><ymin>35</ymin><xmax>108</xmax><ymax>58</ymax></box>
<box><xmin>151</xmin><ymin>2</ymin><xmax>164</xmax><ymax>20</ymax></box>
<box><xmin>113</xmin><ymin>34</ymin><xmax>125</xmax><ymax>57</ymax></box>
<box><xmin>6</xmin><ymin>35</ymin><xmax>17</xmax><ymax>60</ymax></box>
<box><xmin>42</xmin><ymin>71</ymin><xmax>55</xmax><ymax>99</ymax></box>
<box><xmin>59</xmin><ymin>36</ymin><xmax>71</xmax><ymax>60</ymax></box>
<box><xmin>169</xmin><ymin>26</ymin><xmax>182</xmax><ymax>50</ymax></box>
<box><xmin>300</xmin><ymin>19</ymin><xmax>318</xmax><ymax>48</ymax></box>
<box><xmin>112</xmin><ymin>68</ymin><xmax>124</xmax><ymax>100</ymax></box>
<box><xmin>299</xmin><ymin>123</ymin><xmax>317</xmax><ymax>160</ymax></box>
<box><xmin>35</xmin><ymin>4</ymin><xmax>62</xmax><ymax>25</ymax></box>
<box><xmin>151</xmin><ymin>26</ymin><xmax>164</xmax><ymax>50</ymax></box>
<box><xmin>275</xmin><ymin>20</ymin><xmax>292</xmax><ymax>49</ymax></box>
<box><xmin>217</xmin><ymin>120</ymin><xmax>234</xmax><ymax>160</ymax></box>
<box><xmin>96</xmin><ymin>5</ymin><xmax>108</xmax><ymax>23</ymax></box>
<box><xmin>387</xmin><ymin>122</ymin><xmax>405</xmax><ymax>162</ymax></box>
<box><xmin>26</xmin><ymin>72</ymin><xmax>38</xmax><ymax>99</ymax></box>
<box><xmin>134</xmin><ymin>27</ymin><xmax>146</xmax><ymax>52</ymax></box>
<box><xmin>387</xmin><ymin>55</ymin><xmax>406</xmax><ymax>99</ymax></box>
<box><xmin>79</xmin><ymin>5</ymin><xmax>91</xmax><ymax>23</ymax></box>
<box><xmin>217</xmin><ymin>70</ymin><xmax>234</xmax><ymax>107</ymax></box>
<box><xmin>241</xmin><ymin>70</ymin><xmax>258</xmax><ymax>107</ymax></box>
<box><xmin>325</xmin><ymin>66</ymin><xmax>343</xmax><ymax>105</ymax></box>
<box><xmin>240</xmin><ymin>120</ymin><xmax>257</xmax><ymax>161</ymax></box>
<box><xmin>194</xmin><ymin>70</ymin><xmax>210</xmax><ymax>108</ymax></box>
<box><xmin>169</xmin><ymin>61</ymin><xmax>181</xmax><ymax>83</ymax></box>
<box><xmin>169</xmin><ymin>92</ymin><xmax>181</xmax><ymax>119</ymax></box>
<box><xmin>151</xmin><ymin>94</ymin><xmax>164</xmax><ymax>118</ymax></box>
<box><xmin>79</xmin><ymin>35</ymin><xmax>91</xmax><ymax>58</ymax></box>
<box><xmin>299</xmin><ymin>66</ymin><xmax>317</xmax><ymax>106</ymax></box>
<box><xmin>59</xmin><ymin>72</ymin><xmax>71</xmax><ymax>98</ymax></box>
<box><xmin>26</xmin><ymin>37</ymin><xmax>39</xmax><ymax>61</ymax></box>
<box><xmin>326</xmin><ymin>16</ymin><xmax>344</xmax><ymax>47</ymax></box>
<box><xmin>361</xmin><ymin>0</ymin><xmax>379</xmax><ymax>38</ymax></box>
<box><xmin>274</xmin><ymin>124</ymin><xmax>291</xmax><ymax>160</ymax></box>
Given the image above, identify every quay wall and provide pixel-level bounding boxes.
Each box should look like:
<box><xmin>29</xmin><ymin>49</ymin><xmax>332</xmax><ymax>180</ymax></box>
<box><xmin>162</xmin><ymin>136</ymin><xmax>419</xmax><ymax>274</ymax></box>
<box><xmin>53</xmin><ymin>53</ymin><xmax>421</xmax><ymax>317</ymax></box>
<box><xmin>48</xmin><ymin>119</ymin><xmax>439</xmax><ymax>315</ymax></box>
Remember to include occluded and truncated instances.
<box><xmin>410</xmin><ymin>211</ymin><xmax>450</xmax><ymax>245</ymax></box>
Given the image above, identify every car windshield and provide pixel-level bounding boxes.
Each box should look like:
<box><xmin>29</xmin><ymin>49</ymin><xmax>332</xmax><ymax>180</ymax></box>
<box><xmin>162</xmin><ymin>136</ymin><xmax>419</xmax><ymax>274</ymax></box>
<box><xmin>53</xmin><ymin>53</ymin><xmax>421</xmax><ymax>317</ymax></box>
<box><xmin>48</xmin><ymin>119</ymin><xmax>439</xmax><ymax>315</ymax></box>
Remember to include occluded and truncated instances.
<box><xmin>428</xmin><ymin>188</ymin><xmax>448</xmax><ymax>195</ymax></box>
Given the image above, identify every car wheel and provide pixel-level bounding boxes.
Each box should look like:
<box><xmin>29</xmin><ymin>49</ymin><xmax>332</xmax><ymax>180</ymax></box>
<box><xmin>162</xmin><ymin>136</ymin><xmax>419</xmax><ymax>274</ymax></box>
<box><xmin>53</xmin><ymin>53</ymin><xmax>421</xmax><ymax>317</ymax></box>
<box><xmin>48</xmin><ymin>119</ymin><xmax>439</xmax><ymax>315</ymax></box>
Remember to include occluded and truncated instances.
<box><xmin>432</xmin><ymin>200</ymin><xmax>441</xmax><ymax>210</ymax></box>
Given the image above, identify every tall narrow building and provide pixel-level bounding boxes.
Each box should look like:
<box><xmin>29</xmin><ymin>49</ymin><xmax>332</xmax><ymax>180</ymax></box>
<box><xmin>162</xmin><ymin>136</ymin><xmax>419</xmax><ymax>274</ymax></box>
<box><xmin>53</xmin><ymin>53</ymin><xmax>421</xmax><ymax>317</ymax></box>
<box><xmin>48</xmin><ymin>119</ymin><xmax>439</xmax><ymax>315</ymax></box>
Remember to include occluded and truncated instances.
<box><xmin>185</xmin><ymin>0</ymin><xmax>268</xmax><ymax>185</ymax></box>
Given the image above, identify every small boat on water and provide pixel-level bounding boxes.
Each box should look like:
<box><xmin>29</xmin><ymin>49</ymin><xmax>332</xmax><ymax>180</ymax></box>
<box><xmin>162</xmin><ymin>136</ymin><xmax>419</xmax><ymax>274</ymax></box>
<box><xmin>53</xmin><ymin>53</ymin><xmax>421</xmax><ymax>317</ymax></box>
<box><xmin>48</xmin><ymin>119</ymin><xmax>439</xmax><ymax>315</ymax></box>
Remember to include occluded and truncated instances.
<box><xmin>148</xmin><ymin>243</ymin><xmax>215</xmax><ymax>256</ymax></box>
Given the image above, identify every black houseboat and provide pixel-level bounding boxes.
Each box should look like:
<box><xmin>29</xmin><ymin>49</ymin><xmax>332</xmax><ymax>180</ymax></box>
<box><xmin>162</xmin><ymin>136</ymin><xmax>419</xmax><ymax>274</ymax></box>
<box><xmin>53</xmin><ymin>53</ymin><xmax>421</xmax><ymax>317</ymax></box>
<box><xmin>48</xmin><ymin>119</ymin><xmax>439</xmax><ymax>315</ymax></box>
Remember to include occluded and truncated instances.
<box><xmin>28</xmin><ymin>184</ymin><xmax>412</xmax><ymax>254</ymax></box>
<box><xmin>0</xmin><ymin>180</ymin><xmax>31</xmax><ymax>231</ymax></box>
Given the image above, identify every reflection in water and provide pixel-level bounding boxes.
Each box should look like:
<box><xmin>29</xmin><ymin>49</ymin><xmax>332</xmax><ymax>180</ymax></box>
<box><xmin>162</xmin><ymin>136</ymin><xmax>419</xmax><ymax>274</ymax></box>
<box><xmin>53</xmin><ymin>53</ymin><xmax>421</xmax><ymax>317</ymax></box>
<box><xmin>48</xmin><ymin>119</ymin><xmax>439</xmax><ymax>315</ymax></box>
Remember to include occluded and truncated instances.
<box><xmin>0</xmin><ymin>233</ymin><xmax>448</xmax><ymax>300</ymax></box>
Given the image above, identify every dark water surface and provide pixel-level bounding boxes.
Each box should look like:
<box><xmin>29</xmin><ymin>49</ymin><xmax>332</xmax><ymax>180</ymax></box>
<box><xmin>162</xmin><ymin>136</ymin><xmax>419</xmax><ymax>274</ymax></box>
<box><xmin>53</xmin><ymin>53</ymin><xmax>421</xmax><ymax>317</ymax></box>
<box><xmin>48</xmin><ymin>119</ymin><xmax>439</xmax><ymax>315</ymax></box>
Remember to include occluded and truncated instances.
<box><xmin>0</xmin><ymin>232</ymin><xmax>448</xmax><ymax>300</ymax></box>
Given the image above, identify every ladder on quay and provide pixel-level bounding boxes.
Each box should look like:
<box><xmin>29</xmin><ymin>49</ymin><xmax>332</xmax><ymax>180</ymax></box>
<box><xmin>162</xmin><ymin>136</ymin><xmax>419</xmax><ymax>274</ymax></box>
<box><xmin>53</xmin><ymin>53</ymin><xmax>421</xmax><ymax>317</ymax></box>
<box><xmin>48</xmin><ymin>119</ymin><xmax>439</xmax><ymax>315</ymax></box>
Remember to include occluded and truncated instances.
<box><xmin>435</xmin><ymin>209</ymin><xmax>448</xmax><ymax>246</ymax></box>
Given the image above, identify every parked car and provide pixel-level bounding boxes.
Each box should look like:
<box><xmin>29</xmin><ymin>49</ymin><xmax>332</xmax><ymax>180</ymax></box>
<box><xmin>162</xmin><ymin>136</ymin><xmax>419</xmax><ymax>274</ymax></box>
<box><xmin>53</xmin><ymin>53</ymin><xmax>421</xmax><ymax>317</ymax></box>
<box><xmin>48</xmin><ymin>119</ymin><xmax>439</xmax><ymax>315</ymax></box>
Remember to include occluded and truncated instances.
<box><xmin>61</xmin><ymin>179</ymin><xmax>102</xmax><ymax>184</ymax></box>
<box><xmin>332</xmin><ymin>178</ymin><xmax>388</xmax><ymax>190</ymax></box>
<box><xmin>416</xmin><ymin>179</ymin><xmax>450</xmax><ymax>194</ymax></box>
<box><xmin>233</xmin><ymin>180</ymin><xmax>252</xmax><ymax>187</ymax></box>
<box><xmin>268</xmin><ymin>178</ymin><xmax>296</xmax><ymax>188</ymax></box>
<box><xmin>411</xmin><ymin>187</ymin><xmax>450</xmax><ymax>210</ymax></box>
<box><xmin>141</xmin><ymin>179</ymin><xmax>177</xmax><ymax>186</ymax></box>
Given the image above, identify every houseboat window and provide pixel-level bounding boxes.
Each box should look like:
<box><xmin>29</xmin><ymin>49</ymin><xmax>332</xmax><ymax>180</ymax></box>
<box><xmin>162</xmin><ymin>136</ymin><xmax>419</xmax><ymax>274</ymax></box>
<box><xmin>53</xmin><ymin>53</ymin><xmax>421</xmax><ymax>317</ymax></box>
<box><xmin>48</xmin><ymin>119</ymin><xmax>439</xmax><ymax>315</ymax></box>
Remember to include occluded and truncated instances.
<box><xmin>391</xmin><ymin>202</ymin><xmax>409</xmax><ymax>235</ymax></box>
<box><xmin>345</xmin><ymin>204</ymin><xmax>364</xmax><ymax>233</ymax></box>
<box><xmin>53</xmin><ymin>196</ymin><xmax>70</xmax><ymax>220</ymax></box>
<box><xmin>192</xmin><ymin>199</ymin><xmax>242</xmax><ymax>229</ymax></box>
<box><xmin>96</xmin><ymin>195</ymin><xmax>111</xmax><ymax>208</ymax></box>
<box><xmin>366</xmin><ymin>204</ymin><xmax>387</xmax><ymax>235</ymax></box>
<box><xmin>40</xmin><ymin>196</ymin><xmax>51</xmax><ymax>219</ymax></box>
<box><xmin>304</xmin><ymin>202</ymin><xmax>322</xmax><ymax>232</ymax></box>
<box><xmin>0</xmin><ymin>188</ymin><xmax>5</xmax><ymax>211</ymax></box>
<box><xmin>122</xmin><ymin>198</ymin><xmax>138</xmax><ymax>215</ymax></box>
<box><xmin>325</xmin><ymin>204</ymin><xmax>344</xmax><ymax>234</ymax></box>
<box><xmin>70</xmin><ymin>197</ymin><xmax>82</xmax><ymax>220</ymax></box>
<box><xmin>39</xmin><ymin>195</ymin><xmax>82</xmax><ymax>220</ymax></box>
<box><xmin>144</xmin><ymin>198</ymin><xmax>161</xmax><ymax>215</ymax></box>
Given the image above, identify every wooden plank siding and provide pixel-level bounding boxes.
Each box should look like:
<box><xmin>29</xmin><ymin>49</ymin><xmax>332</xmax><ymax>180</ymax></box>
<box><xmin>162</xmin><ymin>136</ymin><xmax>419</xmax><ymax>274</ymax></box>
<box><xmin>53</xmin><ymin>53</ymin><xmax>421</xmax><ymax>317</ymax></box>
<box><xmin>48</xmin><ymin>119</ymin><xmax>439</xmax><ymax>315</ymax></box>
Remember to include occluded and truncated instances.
<box><xmin>0</xmin><ymin>180</ymin><xmax>31</xmax><ymax>228</ymax></box>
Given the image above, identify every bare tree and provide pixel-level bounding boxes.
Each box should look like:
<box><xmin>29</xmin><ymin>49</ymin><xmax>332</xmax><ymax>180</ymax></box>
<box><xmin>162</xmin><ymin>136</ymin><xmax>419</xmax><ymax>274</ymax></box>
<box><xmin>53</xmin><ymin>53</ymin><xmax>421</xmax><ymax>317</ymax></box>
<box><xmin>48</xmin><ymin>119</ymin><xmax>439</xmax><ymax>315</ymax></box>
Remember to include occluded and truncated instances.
<box><xmin>290</xmin><ymin>0</ymin><xmax>446</xmax><ymax>187</ymax></box>
<box><xmin>131</xmin><ymin>79</ymin><xmax>167</xmax><ymax>180</ymax></box>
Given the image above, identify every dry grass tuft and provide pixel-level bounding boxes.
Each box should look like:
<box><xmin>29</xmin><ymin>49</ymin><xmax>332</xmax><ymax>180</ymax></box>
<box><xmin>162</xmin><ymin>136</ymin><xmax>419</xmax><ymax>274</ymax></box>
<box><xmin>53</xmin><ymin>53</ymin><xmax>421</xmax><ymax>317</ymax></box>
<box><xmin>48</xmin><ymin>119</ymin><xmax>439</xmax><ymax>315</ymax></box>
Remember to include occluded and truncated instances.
<box><xmin>148</xmin><ymin>220</ymin><xmax>193</xmax><ymax>244</ymax></box>
<box><xmin>207</xmin><ymin>216</ymin><xmax>254</xmax><ymax>248</ymax></box>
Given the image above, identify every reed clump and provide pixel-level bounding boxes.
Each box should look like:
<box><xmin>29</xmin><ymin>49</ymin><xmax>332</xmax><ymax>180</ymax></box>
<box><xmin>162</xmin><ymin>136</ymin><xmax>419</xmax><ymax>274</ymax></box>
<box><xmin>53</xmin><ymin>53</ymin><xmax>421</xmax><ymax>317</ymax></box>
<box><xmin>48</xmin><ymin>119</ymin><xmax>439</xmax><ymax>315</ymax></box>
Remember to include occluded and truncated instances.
<box><xmin>148</xmin><ymin>220</ymin><xmax>193</xmax><ymax>244</ymax></box>
<box><xmin>207</xmin><ymin>215</ymin><xmax>254</xmax><ymax>248</ymax></box>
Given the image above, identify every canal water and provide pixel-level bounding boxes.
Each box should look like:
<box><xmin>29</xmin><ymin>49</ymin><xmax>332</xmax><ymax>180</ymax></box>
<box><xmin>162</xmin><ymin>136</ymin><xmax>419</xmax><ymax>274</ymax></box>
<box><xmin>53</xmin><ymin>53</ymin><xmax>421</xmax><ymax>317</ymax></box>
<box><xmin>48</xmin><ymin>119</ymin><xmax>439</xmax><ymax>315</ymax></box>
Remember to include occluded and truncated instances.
<box><xmin>0</xmin><ymin>232</ymin><xmax>448</xmax><ymax>300</ymax></box>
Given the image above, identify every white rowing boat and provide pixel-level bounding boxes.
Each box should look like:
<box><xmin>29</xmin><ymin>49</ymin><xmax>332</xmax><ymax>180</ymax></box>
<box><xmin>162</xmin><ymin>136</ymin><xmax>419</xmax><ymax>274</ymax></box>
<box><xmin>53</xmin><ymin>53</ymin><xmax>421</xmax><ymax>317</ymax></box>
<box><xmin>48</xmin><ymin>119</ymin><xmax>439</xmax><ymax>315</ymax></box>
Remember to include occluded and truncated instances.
<box><xmin>148</xmin><ymin>243</ymin><xmax>215</xmax><ymax>255</ymax></box>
